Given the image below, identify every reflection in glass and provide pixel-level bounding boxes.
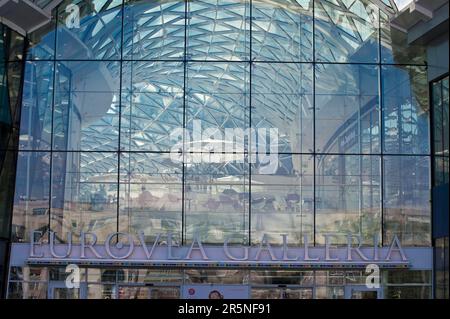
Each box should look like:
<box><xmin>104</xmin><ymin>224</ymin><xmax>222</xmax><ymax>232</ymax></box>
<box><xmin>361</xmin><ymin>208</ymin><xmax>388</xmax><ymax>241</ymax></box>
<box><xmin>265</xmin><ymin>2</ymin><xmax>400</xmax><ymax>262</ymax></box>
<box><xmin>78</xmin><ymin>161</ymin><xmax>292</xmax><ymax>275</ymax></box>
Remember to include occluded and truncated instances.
<box><xmin>56</xmin><ymin>0</ymin><xmax>122</xmax><ymax>60</ymax></box>
<box><xmin>252</xmin><ymin>287</ymin><xmax>313</xmax><ymax>299</ymax></box>
<box><xmin>121</xmin><ymin>61</ymin><xmax>184</xmax><ymax>152</ymax></box>
<box><xmin>0</xmin><ymin>25</ymin><xmax>25</xmax><ymax>61</ymax></box>
<box><xmin>187</xmin><ymin>0</ymin><xmax>250</xmax><ymax>61</ymax></box>
<box><xmin>252</xmin><ymin>63</ymin><xmax>313</xmax><ymax>153</ymax></box>
<box><xmin>186</xmin><ymin>62</ymin><xmax>249</xmax><ymax>153</ymax></box>
<box><xmin>119</xmin><ymin>152</ymin><xmax>182</xmax><ymax>242</ymax></box>
<box><xmin>88</xmin><ymin>284</ymin><xmax>117</xmax><ymax>299</ymax></box>
<box><xmin>385</xmin><ymin>286</ymin><xmax>431</xmax><ymax>299</ymax></box>
<box><xmin>11</xmin><ymin>152</ymin><xmax>50</xmax><ymax>242</ymax></box>
<box><xmin>5</xmin><ymin>0</ymin><xmax>434</xmax><ymax>270</ymax></box>
<box><xmin>380</xmin><ymin>11</ymin><xmax>426</xmax><ymax>65</ymax></box>
<box><xmin>53</xmin><ymin>61</ymin><xmax>121</xmax><ymax>151</ymax></box>
<box><xmin>315</xmin><ymin>286</ymin><xmax>344</xmax><ymax>299</ymax></box>
<box><xmin>123</xmin><ymin>0</ymin><xmax>185</xmax><ymax>60</ymax></box>
<box><xmin>315</xmin><ymin>64</ymin><xmax>380</xmax><ymax>154</ymax></box>
<box><xmin>252</xmin><ymin>0</ymin><xmax>312</xmax><ymax>62</ymax></box>
<box><xmin>184</xmin><ymin>161</ymin><xmax>248</xmax><ymax>244</ymax></box>
<box><xmin>26</xmin><ymin>17</ymin><xmax>56</xmax><ymax>60</ymax></box>
<box><xmin>383</xmin><ymin>156</ymin><xmax>430</xmax><ymax>246</ymax></box>
<box><xmin>185</xmin><ymin>269</ymin><xmax>247</xmax><ymax>284</ymax></box>
<box><xmin>432</xmin><ymin>76</ymin><xmax>449</xmax><ymax>186</ymax></box>
<box><xmin>250</xmin><ymin>270</ymin><xmax>313</xmax><ymax>285</ymax></box>
<box><xmin>382</xmin><ymin>66</ymin><xmax>429</xmax><ymax>155</ymax></box>
<box><xmin>50</xmin><ymin>152</ymin><xmax>118</xmax><ymax>243</ymax></box>
<box><xmin>315</xmin><ymin>0</ymin><xmax>379</xmax><ymax>63</ymax></box>
<box><xmin>434</xmin><ymin>237</ymin><xmax>449</xmax><ymax>299</ymax></box>
<box><xmin>19</xmin><ymin>62</ymin><xmax>54</xmax><ymax>150</ymax></box>
<box><xmin>251</xmin><ymin>154</ymin><xmax>313</xmax><ymax>245</ymax></box>
<box><xmin>316</xmin><ymin>155</ymin><xmax>381</xmax><ymax>245</ymax></box>
<box><xmin>7</xmin><ymin>281</ymin><xmax>48</xmax><ymax>299</ymax></box>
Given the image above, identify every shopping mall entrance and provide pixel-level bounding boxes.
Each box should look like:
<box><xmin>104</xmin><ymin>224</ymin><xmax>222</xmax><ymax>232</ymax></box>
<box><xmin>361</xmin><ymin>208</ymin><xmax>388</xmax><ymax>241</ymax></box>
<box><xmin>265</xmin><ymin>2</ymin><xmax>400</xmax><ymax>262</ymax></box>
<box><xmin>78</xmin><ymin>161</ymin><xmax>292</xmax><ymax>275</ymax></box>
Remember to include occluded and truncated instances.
<box><xmin>7</xmin><ymin>252</ymin><xmax>432</xmax><ymax>300</ymax></box>
<box><xmin>38</xmin><ymin>267</ymin><xmax>391</xmax><ymax>299</ymax></box>
<box><xmin>44</xmin><ymin>281</ymin><xmax>384</xmax><ymax>299</ymax></box>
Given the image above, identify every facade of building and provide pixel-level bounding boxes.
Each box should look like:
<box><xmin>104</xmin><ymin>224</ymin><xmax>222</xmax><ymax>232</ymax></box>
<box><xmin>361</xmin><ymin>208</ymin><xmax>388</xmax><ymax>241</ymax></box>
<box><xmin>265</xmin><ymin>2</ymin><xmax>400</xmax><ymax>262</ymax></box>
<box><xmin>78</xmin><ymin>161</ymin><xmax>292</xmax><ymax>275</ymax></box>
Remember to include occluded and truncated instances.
<box><xmin>0</xmin><ymin>0</ymin><xmax>448</xmax><ymax>299</ymax></box>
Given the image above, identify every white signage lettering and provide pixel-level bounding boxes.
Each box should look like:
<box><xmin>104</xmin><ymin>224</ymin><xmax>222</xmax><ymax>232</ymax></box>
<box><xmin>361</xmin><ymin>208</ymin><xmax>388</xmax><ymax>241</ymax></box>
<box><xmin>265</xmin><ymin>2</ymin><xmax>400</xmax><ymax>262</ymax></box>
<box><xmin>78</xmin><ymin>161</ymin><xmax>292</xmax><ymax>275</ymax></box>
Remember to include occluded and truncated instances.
<box><xmin>28</xmin><ymin>231</ymin><xmax>410</xmax><ymax>266</ymax></box>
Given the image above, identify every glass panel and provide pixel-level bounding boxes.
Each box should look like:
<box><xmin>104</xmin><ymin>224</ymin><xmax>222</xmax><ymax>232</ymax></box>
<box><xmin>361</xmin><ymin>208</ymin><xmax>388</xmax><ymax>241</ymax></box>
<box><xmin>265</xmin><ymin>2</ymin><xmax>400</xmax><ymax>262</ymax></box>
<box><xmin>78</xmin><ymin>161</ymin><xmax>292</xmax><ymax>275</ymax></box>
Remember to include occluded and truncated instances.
<box><xmin>432</xmin><ymin>76</ymin><xmax>449</xmax><ymax>186</ymax></box>
<box><xmin>252</xmin><ymin>63</ymin><xmax>313</xmax><ymax>153</ymax></box>
<box><xmin>123</xmin><ymin>0</ymin><xmax>185</xmax><ymax>60</ymax></box>
<box><xmin>19</xmin><ymin>61</ymin><xmax>54</xmax><ymax>151</ymax></box>
<box><xmin>253</xmin><ymin>288</ymin><xmax>313</xmax><ymax>299</ymax></box>
<box><xmin>5</xmin><ymin>62</ymin><xmax>24</xmax><ymax>124</ymax></box>
<box><xmin>187</xmin><ymin>0</ymin><xmax>250</xmax><ymax>61</ymax></box>
<box><xmin>433</xmin><ymin>80</ymin><xmax>444</xmax><ymax>155</ymax></box>
<box><xmin>0</xmin><ymin>151</ymin><xmax>17</xmax><ymax>237</ymax></box>
<box><xmin>1</xmin><ymin>27</ymin><xmax>25</xmax><ymax>61</ymax></box>
<box><xmin>435</xmin><ymin>156</ymin><xmax>449</xmax><ymax>186</ymax></box>
<box><xmin>345</xmin><ymin>271</ymin><xmax>367</xmax><ymax>285</ymax></box>
<box><xmin>50</xmin><ymin>152</ymin><xmax>118</xmax><ymax>243</ymax></box>
<box><xmin>87</xmin><ymin>268</ymin><xmax>120</xmax><ymax>283</ymax></box>
<box><xmin>49</xmin><ymin>267</ymin><xmax>86</xmax><ymax>281</ymax></box>
<box><xmin>184</xmin><ymin>160</ymin><xmax>249</xmax><ymax>244</ymax></box>
<box><xmin>118</xmin><ymin>286</ymin><xmax>149</xmax><ymax>299</ymax></box>
<box><xmin>251</xmin><ymin>154</ymin><xmax>314</xmax><ymax>245</ymax></box>
<box><xmin>443</xmin><ymin>77</ymin><xmax>449</xmax><ymax>155</ymax></box>
<box><xmin>384</xmin><ymin>270</ymin><xmax>432</xmax><ymax>284</ymax></box>
<box><xmin>22</xmin><ymin>267</ymin><xmax>48</xmax><ymax>282</ymax></box>
<box><xmin>186</xmin><ymin>62</ymin><xmax>249</xmax><ymax>148</ymax></box>
<box><xmin>316</xmin><ymin>155</ymin><xmax>381</xmax><ymax>245</ymax></box>
<box><xmin>251</xmin><ymin>0</ymin><xmax>312</xmax><ymax>62</ymax></box>
<box><xmin>314</xmin><ymin>0</ymin><xmax>379</xmax><ymax>63</ymax></box>
<box><xmin>251</xmin><ymin>288</ymin><xmax>281</xmax><ymax>299</ymax></box>
<box><xmin>250</xmin><ymin>270</ymin><xmax>313</xmax><ymax>285</ymax></box>
<box><xmin>53</xmin><ymin>61</ymin><xmax>121</xmax><ymax>151</ymax></box>
<box><xmin>88</xmin><ymin>284</ymin><xmax>117</xmax><ymax>299</ymax></box>
<box><xmin>53</xmin><ymin>287</ymin><xmax>80</xmax><ymax>299</ymax></box>
<box><xmin>119</xmin><ymin>152</ymin><xmax>182</xmax><ymax>242</ymax></box>
<box><xmin>380</xmin><ymin>11</ymin><xmax>426</xmax><ymax>65</ymax></box>
<box><xmin>185</xmin><ymin>269</ymin><xmax>248</xmax><ymax>284</ymax></box>
<box><xmin>315</xmin><ymin>286</ymin><xmax>345</xmax><ymax>299</ymax></box>
<box><xmin>121</xmin><ymin>61</ymin><xmax>184</xmax><ymax>152</ymax></box>
<box><xmin>351</xmin><ymin>290</ymin><xmax>377</xmax><ymax>299</ymax></box>
<box><xmin>120</xmin><ymin>269</ymin><xmax>182</xmax><ymax>283</ymax></box>
<box><xmin>383</xmin><ymin>156</ymin><xmax>431</xmax><ymax>246</ymax></box>
<box><xmin>8</xmin><ymin>267</ymin><xmax>23</xmax><ymax>281</ymax></box>
<box><xmin>7</xmin><ymin>282</ymin><xmax>48</xmax><ymax>299</ymax></box>
<box><xmin>385</xmin><ymin>286</ymin><xmax>431</xmax><ymax>299</ymax></box>
<box><xmin>315</xmin><ymin>64</ymin><xmax>380</xmax><ymax>154</ymax></box>
<box><xmin>56</xmin><ymin>0</ymin><xmax>123</xmax><ymax>60</ymax></box>
<box><xmin>315</xmin><ymin>270</ymin><xmax>345</xmax><ymax>285</ymax></box>
<box><xmin>11</xmin><ymin>152</ymin><xmax>50</xmax><ymax>242</ymax></box>
<box><xmin>150</xmin><ymin>287</ymin><xmax>180</xmax><ymax>299</ymax></box>
<box><xmin>382</xmin><ymin>65</ymin><xmax>429</xmax><ymax>155</ymax></box>
<box><xmin>434</xmin><ymin>237</ymin><xmax>449</xmax><ymax>299</ymax></box>
<box><xmin>26</xmin><ymin>16</ymin><xmax>56</xmax><ymax>60</ymax></box>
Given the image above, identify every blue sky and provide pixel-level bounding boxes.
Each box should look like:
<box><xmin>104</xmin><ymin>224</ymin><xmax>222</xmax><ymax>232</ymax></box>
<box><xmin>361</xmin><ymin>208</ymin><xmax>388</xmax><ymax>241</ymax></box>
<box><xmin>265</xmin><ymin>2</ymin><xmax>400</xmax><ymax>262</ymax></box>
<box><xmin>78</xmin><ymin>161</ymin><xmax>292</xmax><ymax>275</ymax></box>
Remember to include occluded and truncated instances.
<box><xmin>394</xmin><ymin>0</ymin><xmax>413</xmax><ymax>10</ymax></box>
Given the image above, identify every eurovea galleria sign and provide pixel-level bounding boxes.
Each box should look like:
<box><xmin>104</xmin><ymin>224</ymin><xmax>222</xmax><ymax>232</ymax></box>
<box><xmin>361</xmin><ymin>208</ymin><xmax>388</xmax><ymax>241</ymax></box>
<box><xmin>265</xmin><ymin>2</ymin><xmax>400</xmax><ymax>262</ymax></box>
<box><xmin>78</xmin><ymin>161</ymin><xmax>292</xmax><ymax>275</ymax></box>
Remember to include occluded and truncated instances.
<box><xmin>25</xmin><ymin>231</ymin><xmax>411</xmax><ymax>269</ymax></box>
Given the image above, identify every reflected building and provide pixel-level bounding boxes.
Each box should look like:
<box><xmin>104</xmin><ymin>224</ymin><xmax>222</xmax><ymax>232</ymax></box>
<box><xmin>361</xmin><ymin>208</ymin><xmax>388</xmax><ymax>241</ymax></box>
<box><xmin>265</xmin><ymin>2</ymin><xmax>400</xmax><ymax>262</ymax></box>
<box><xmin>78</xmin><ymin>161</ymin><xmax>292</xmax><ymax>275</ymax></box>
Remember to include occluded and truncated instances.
<box><xmin>0</xmin><ymin>0</ymin><xmax>448</xmax><ymax>299</ymax></box>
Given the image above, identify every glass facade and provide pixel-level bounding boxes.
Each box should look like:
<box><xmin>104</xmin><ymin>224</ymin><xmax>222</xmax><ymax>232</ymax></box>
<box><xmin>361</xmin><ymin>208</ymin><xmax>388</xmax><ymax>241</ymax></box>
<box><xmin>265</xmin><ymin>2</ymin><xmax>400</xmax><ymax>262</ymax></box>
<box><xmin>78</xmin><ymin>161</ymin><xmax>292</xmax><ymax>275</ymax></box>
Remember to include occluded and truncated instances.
<box><xmin>6</xmin><ymin>267</ymin><xmax>432</xmax><ymax>299</ymax></box>
<box><xmin>1</xmin><ymin>23</ymin><xmax>26</xmax><ymax>297</ymax></box>
<box><xmin>431</xmin><ymin>75</ymin><xmax>449</xmax><ymax>300</ymax></box>
<box><xmin>432</xmin><ymin>76</ymin><xmax>449</xmax><ymax>186</ymax></box>
<box><xmin>1</xmin><ymin>0</ymin><xmax>436</xmax><ymax>299</ymax></box>
<box><xmin>8</xmin><ymin>0</ymin><xmax>431</xmax><ymax>247</ymax></box>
